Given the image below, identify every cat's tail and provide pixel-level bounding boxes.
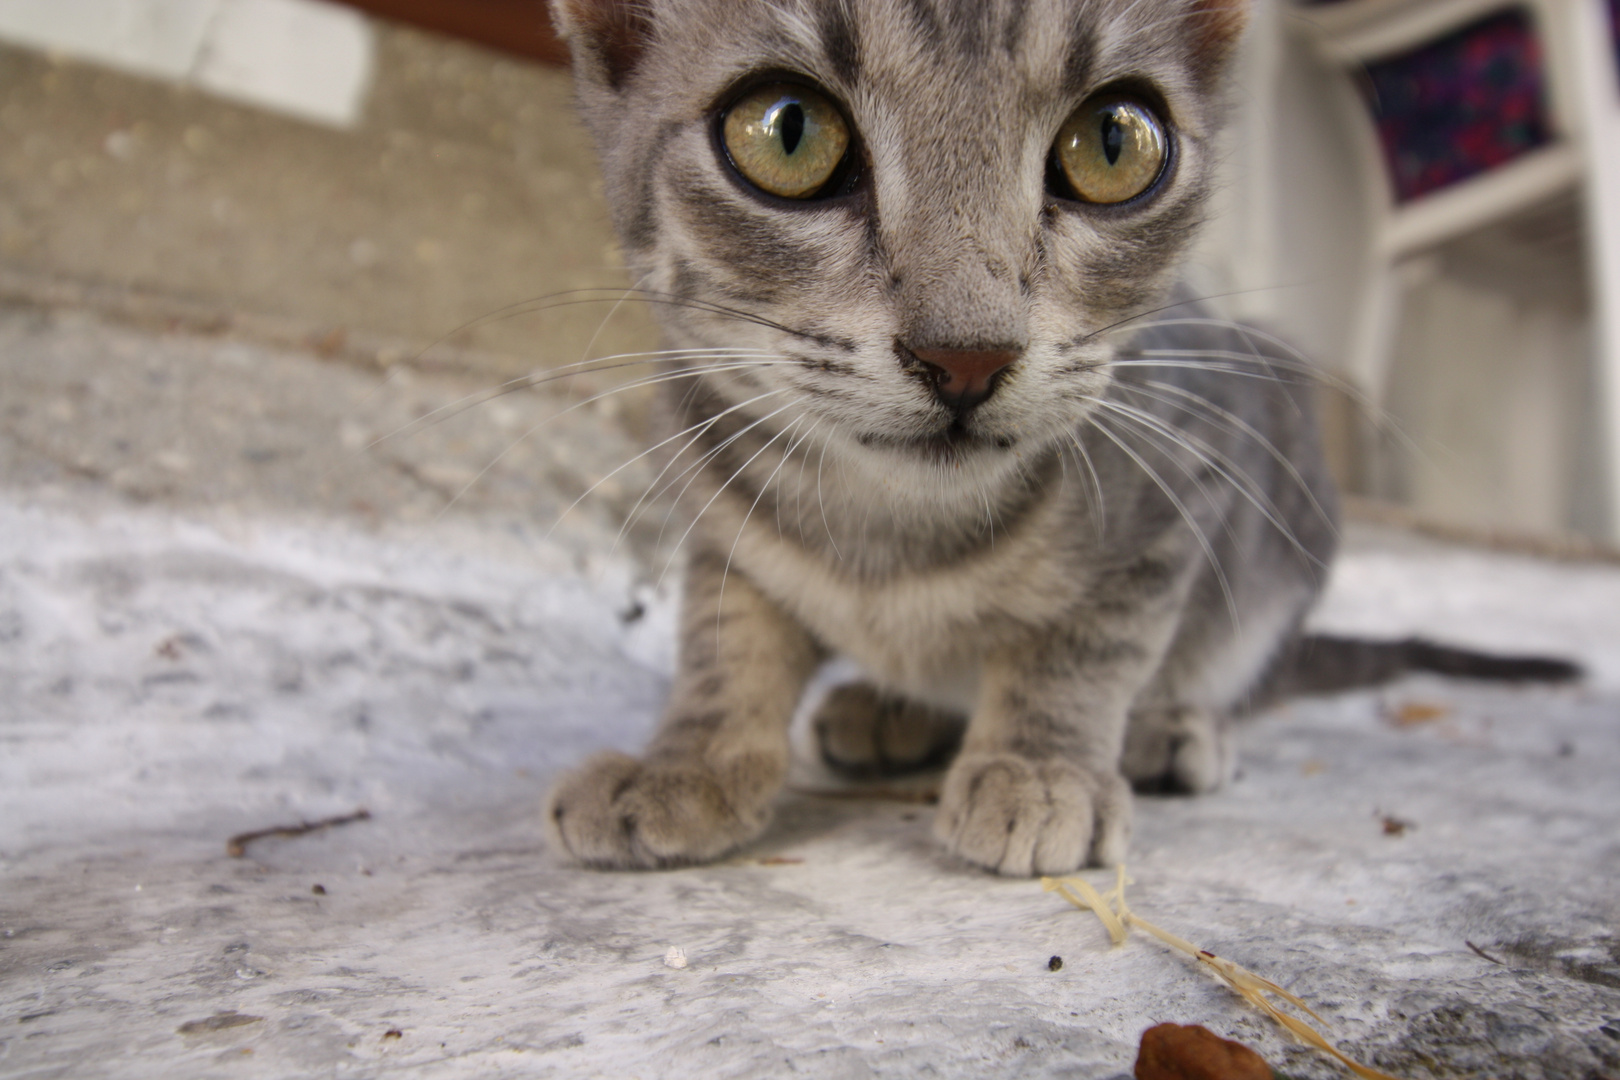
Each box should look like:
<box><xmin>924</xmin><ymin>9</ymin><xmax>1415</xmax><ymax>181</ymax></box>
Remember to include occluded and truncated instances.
<box><xmin>1254</xmin><ymin>633</ymin><xmax>1582</xmax><ymax>705</ymax></box>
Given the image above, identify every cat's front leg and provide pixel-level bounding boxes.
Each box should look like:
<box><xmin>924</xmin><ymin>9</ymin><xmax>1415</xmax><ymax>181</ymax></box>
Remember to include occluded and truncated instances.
<box><xmin>935</xmin><ymin>563</ymin><xmax>1191</xmax><ymax>876</ymax></box>
<box><xmin>546</xmin><ymin>549</ymin><xmax>820</xmax><ymax>868</ymax></box>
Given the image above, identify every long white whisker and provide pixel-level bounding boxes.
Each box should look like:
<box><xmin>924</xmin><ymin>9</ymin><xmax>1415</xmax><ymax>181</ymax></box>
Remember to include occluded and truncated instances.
<box><xmin>1115</xmin><ymin>347</ymin><xmax>1322</xmax><ymax>391</ymax></box>
<box><xmin>556</xmin><ymin>386</ymin><xmax>795</xmax><ymax>544</ymax></box>
<box><xmin>608</xmin><ymin>389</ymin><xmax>795</xmax><ymax>559</ymax></box>
<box><xmin>1086</xmin><ymin>411</ymin><xmax>1240</xmax><ymax>634</ymax></box>
<box><xmin>790</xmin><ymin>418</ymin><xmax>819</xmax><ymax>542</ymax></box>
<box><xmin>1091</xmin><ymin>397</ymin><xmax>1325</xmax><ymax>571</ymax></box>
<box><xmin>1093</xmin><ymin>400</ymin><xmax>1248</xmax><ymax>556</ymax></box>
<box><xmin>1066</xmin><ymin>428</ymin><xmax>1107</xmax><ymax>537</ymax></box>
<box><xmin>978</xmin><ymin>475</ymin><xmax>996</xmax><ymax>545</ymax></box>
<box><xmin>814</xmin><ymin>433</ymin><xmax>842</xmax><ymax>561</ymax></box>
<box><xmin>324</xmin><ymin>350</ymin><xmax>783</xmax><ymax>494</ymax></box>
<box><xmin>646</xmin><ymin>397</ymin><xmax>809</xmax><ymax>551</ymax></box>
<box><xmin>576</xmin><ymin>271</ymin><xmax>657</xmax><ymax>367</ymax></box>
<box><xmin>366</xmin><ymin>348</ymin><xmax>785</xmax><ymax>453</ymax></box>
<box><xmin>432</xmin><ymin>360</ymin><xmax>792</xmax><ymax>520</ymax></box>
<box><xmin>1098</xmin><ymin>396</ymin><xmax>1293</xmax><ymax>530</ymax></box>
<box><xmin>1110</xmin><ymin>350</ymin><xmax>1422</xmax><ymax>458</ymax></box>
<box><xmin>1133</xmin><ymin>378</ymin><xmax>1338</xmax><ymax>538</ymax></box>
<box><xmin>715</xmin><ymin>414</ymin><xmax>816</xmax><ymax>646</ymax></box>
<box><xmin>658</xmin><ymin>402</ymin><xmax>802</xmax><ymax>589</ymax></box>
<box><xmin>778</xmin><ymin>417</ymin><xmax>822</xmax><ymax>540</ymax></box>
<box><xmin>1100</xmin><ymin>312</ymin><xmax>1394</xmax><ymax>437</ymax></box>
<box><xmin>651</xmin><ymin>400</ymin><xmax>803</xmax><ymax>564</ymax></box>
<box><xmin>1096</xmin><ymin>316</ymin><xmax>1313</xmax><ymax>367</ymax></box>
<box><xmin>407</xmin><ymin>286</ymin><xmax>828</xmax><ymax>356</ymax></box>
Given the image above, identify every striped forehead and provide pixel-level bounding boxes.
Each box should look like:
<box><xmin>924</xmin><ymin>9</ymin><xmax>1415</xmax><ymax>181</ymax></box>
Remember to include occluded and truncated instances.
<box><xmin>749</xmin><ymin>0</ymin><xmax>1186</xmax><ymax>100</ymax></box>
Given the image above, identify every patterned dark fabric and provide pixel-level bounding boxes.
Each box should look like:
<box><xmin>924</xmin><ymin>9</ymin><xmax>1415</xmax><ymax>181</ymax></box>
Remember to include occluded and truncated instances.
<box><xmin>1611</xmin><ymin>0</ymin><xmax>1620</xmax><ymax>83</ymax></box>
<box><xmin>1361</xmin><ymin>8</ymin><xmax>1551</xmax><ymax>203</ymax></box>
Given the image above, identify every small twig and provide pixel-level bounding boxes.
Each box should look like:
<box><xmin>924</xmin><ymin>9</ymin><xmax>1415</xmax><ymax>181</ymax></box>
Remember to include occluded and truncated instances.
<box><xmin>1043</xmin><ymin>869</ymin><xmax>1402</xmax><ymax>1080</ymax></box>
<box><xmin>1465</xmin><ymin>940</ymin><xmax>1504</xmax><ymax>965</ymax></box>
<box><xmin>226</xmin><ymin>808</ymin><xmax>372</xmax><ymax>858</ymax></box>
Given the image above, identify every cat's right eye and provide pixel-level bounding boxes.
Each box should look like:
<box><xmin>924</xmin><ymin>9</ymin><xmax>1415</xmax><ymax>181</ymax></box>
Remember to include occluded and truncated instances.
<box><xmin>721</xmin><ymin>83</ymin><xmax>852</xmax><ymax>200</ymax></box>
<box><xmin>1051</xmin><ymin>94</ymin><xmax>1168</xmax><ymax>205</ymax></box>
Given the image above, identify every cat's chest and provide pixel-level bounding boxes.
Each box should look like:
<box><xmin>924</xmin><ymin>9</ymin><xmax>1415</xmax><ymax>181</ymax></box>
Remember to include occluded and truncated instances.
<box><xmin>729</xmin><ymin>500</ymin><xmax>1084</xmax><ymax>700</ymax></box>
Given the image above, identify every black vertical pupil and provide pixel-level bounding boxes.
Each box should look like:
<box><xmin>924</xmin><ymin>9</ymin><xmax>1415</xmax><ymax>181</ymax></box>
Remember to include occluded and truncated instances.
<box><xmin>1101</xmin><ymin>111</ymin><xmax>1124</xmax><ymax>166</ymax></box>
<box><xmin>779</xmin><ymin>102</ymin><xmax>806</xmax><ymax>155</ymax></box>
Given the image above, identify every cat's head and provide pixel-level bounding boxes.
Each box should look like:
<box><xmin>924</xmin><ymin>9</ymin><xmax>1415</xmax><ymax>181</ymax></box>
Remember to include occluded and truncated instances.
<box><xmin>553</xmin><ymin>0</ymin><xmax>1246</xmax><ymax>495</ymax></box>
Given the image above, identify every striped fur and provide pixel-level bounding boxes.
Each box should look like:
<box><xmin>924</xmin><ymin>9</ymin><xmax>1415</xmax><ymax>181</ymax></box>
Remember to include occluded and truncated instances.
<box><xmin>544</xmin><ymin>0</ymin><xmax>1343</xmax><ymax>876</ymax></box>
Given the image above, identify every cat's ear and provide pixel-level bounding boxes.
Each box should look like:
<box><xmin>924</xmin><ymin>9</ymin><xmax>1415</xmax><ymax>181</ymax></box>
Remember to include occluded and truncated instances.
<box><xmin>1187</xmin><ymin>0</ymin><xmax>1248</xmax><ymax>68</ymax></box>
<box><xmin>550</xmin><ymin>0</ymin><xmax>655</xmax><ymax>91</ymax></box>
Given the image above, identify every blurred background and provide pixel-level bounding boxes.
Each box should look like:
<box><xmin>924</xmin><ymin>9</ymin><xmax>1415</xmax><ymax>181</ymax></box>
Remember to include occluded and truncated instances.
<box><xmin>1</xmin><ymin>0</ymin><xmax>1618</xmax><ymax>548</ymax></box>
<box><xmin>1203</xmin><ymin>0</ymin><xmax>1620</xmax><ymax>550</ymax></box>
<box><xmin>0</xmin><ymin>0</ymin><xmax>666</xmax><ymax>552</ymax></box>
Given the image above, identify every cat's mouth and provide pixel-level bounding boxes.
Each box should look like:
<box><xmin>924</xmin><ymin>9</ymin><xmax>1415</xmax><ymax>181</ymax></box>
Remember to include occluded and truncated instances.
<box><xmin>857</xmin><ymin>423</ymin><xmax>1016</xmax><ymax>462</ymax></box>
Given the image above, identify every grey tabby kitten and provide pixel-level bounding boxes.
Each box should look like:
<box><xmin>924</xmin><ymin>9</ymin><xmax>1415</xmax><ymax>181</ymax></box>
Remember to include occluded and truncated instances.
<box><xmin>543</xmin><ymin>0</ymin><xmax>1328</xmax><ymax>877</ymax></box>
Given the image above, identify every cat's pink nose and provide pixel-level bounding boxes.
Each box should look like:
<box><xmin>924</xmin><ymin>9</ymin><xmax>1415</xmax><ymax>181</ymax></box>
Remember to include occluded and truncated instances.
<box><xmin>909</xmin><ymin>346</ymin><xmax>1018</xmax><ymax>411</ymax></box>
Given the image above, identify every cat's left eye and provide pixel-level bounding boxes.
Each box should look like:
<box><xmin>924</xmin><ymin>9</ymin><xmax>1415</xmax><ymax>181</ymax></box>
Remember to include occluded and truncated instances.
<box><xmin>721</xmin><ymin>83</ymin><xmax>852</xmax><ymax>200</ymax></box>
<box><xmin>1051</xmin><ymin>95</ymin><xmax>1168</xmax><ymax>205</ymax></box>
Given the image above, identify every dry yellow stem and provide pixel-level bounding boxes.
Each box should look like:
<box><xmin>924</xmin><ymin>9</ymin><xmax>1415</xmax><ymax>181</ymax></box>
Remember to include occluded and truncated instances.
<box><xmin>1041</xmin><ymin>868</ymin><xmax>1403</xmax><ymax>1080</ymax></box>
<box><xmin>1044</xmin><ymin>874</ymin><xmax>1127</xmax><ymax>944</ymax></box>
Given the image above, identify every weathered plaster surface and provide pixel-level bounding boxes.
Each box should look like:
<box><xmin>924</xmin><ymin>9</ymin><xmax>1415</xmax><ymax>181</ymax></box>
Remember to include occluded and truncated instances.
<box><xmin>1</xmin><ymin>310</ymin><xmax>1618</xmax><ymax>1078</ymax></box>
<box><xmin>3</xmin><ymin>492</ymin><xmax>1618</xmax><ymax>1079</ymax></box>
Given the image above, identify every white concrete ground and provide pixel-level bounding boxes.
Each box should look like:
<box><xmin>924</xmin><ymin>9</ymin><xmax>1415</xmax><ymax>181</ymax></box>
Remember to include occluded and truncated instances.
<box><xmin>2</xmin><ymin>310</ymin><xmax>1619</xmax><ymax>1079</ymax></box>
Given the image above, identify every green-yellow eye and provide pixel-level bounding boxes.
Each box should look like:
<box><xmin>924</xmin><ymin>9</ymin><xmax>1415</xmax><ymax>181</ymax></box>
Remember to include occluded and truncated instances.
<box><xmin>721</xmin><ymin>83</ymin><xmax>851</xmax><ymax>199</ymax></box>
<box><xmin>1053</xmin><ymin>96</ymin><xmax>1168</xmax><ymax>204</ymax></box>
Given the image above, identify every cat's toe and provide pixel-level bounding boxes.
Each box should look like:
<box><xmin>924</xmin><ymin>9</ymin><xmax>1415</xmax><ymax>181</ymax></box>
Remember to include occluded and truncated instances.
<box><xmin>545</xmin><ymin>751</ymin><xmax>768</xmax><ymax>868</ymax></box>
<box><xmin>813</xmin><ymin>683</ymin><xmax>964</xmax><ymax>776</ymax></box>
<box><xmin>933</xmin><ymin>753</ymin><xmax>1131</xmax><ymax>876</ymax></box>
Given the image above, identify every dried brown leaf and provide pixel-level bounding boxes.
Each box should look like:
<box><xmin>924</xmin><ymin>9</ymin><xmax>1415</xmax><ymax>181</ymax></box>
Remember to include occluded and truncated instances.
<box><xmin>1389</xmin><ymin>702</ymin><xmax>1449</xmax><ymax>727</ymax></box>
<box><xmin>1135</xmin><ymin>1023</ymin><xmax>1271</xmax><ymax>1080</ymax></box>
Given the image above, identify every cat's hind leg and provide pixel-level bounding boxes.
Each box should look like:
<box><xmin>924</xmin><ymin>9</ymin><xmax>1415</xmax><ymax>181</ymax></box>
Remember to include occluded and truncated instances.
<box><xmin>812</xmin><ymin>683</ymin><xmax>965</xmax><ymax>776</ymax></box>
<box><xmin>1120</xmin><ymin>703</ymin><xmax>1232</xmax><ymax>794</ymax></box>
<box><xmin>546</xmin><ymin>549</ymin><xmax>820</xmax><ymax>868</ymax></box>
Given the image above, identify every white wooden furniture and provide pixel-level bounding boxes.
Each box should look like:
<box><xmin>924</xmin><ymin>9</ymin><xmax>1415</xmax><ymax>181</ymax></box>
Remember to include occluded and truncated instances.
<box><xmin>1268</xmin><ymin>0</ymin><xmax>1620</xmax><ymax>539</ymax></box>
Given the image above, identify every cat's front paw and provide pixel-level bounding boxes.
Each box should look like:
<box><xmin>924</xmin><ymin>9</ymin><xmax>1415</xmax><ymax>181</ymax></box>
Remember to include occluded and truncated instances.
<box><xmin>545</xmin><ymin>751</ymin><xmax>772</xmax><ymax>869</ymax></box>
<box><xmin>934</xmin><ymin>753</ymin><xmax>1131</xmax><ymax>876</ymax></box>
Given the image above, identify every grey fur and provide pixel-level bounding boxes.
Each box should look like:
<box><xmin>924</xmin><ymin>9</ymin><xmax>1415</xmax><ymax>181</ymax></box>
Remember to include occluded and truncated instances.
<box><xmin>545</xmin><ymin>0</ymin><xmax>1339</xmax><ymax>875</ymax></box>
